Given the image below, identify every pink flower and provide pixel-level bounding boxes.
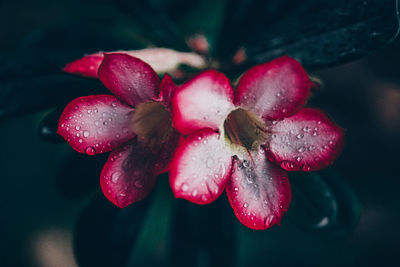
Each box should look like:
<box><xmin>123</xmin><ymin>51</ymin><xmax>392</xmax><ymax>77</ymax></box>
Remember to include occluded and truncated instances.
<box><xmin>169</xmin><ymin>56</ymin><xmax>345</xmax><ymax>230</ymax></box>
<box><xmin>58</xmin><ymin>53</ymin><xmax>180</xmax><ymax>208</ymax></box>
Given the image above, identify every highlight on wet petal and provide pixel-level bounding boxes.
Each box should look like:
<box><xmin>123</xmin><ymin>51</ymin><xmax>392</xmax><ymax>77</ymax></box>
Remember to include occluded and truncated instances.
<box><xmin>171</xmin><ymin>70</ymin><xmax>235</xmax><ymax>135</ymax></box>
<box><xmin>100</xmin><ymin>141</ymin><xmax>159</xmax><ymax>208</ymax></box>
<box><xmin>235</xmin><ymin>56</ymin><xmax>312</xmax><ymax>120</ymax></box>
<box><xmin>226</xmin><ymin>149</ymin><xmax>292</xmax><ymax>230</ymax></box>
<box><xmin>98</xmin><ymin>53</ymin><xmax>160</xmax><ymax>107</ymax></box>
<box><xmin>63</xmin><ymin>48</ymin><xmax>206</xmax><ymax>78</ymax></box>
<box><xmin>62</xmin><ymin>52</ymin><xmax>103</xmax><ymax>78</ymax></box>
<box><xmin>169</xmin><ymin>129</ymin><xmax>233</xmax><ymax>205</ymax></box>
<box><xmin>57</xmin><ymin>95</ymin><xmax>135</xmax><ymax>155</ymax></box>
<box><xmin>266</xmin><ymin>108</ymin><xmax>345</xmax><ymax>172</ymax></box>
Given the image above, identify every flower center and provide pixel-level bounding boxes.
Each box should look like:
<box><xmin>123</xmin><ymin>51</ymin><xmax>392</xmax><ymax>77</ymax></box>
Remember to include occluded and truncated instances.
<box><xmin>131</xmin><ymin>101</ymin><xmax>173</xmax><ymax>145</ymax></box>
<box><xmin>223</xmin><ymin>108</ymin><xmax>267</xmax><ymax>151</ymax></box>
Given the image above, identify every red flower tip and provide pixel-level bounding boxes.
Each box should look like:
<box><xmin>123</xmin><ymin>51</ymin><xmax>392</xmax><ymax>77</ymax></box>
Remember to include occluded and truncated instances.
<box><xmin>62</xmin><ymin>52</ymin><xmax>104</xmax><ymax>78</ymax></box>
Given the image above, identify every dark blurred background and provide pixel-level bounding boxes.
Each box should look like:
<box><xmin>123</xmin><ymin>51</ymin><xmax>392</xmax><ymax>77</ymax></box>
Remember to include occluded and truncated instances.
<box><xmin>1</xmin><ymin>0</ymin><xmax>400</xmax><ymax>266</ymax></box>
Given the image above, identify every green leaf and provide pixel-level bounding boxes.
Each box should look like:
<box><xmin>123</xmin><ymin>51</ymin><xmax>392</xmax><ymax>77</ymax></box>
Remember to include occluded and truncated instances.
<box><xmin>286</xmin><ymin>169</ymin><xmax>360</xmax><ymax>237</ymax></box>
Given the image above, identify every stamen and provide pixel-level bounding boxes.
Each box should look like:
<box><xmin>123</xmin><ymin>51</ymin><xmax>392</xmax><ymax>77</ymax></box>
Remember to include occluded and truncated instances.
<box><xmin>224</xmin><ymin>108</ymin><xmax>267</xmax><ymax>151</ymax></box>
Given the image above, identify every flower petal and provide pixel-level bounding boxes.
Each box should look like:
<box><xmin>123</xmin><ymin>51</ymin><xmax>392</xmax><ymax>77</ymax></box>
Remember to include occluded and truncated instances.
<box><xmin>169</xmin><ymin>129</ymin><xmax>233</xmax><ymax>205</ymax></box>
<box><xmin>226</xmin><ymin>149</ymin><xmax>291</xmax><ymax>230</ymax></box>
<box><xmin>152</xmin><ymin>130</ymin><xmax>181</xmax><ymax>175</ymax></box>
<box><xmin>235</xmin><ymin>56</ymin><xmax>312</xmax><ymax>120</ymax></box>
<box><xmin>63</xmin><ymin>48</ymin><xmax>206</xmax><ymax>78</ymax></box>
<box><xmin>62</xmin><ymin>52</ymin><xmax>103</xmax><ymax>78</ymax></box>
<box><xmin>171</xmin><ymin>70</ymin><xmax>234</xmax><ymax>135</ymax></box>
<box><xmin>98</xmin><ymin>53</ymin><xmax>160</xmax><ymax>107</ymax></box>
<box><xmin>158</xmin><ymin>74</ymin><xmax>177</xmax><ymax>108</ymax></box>
<box><xmin>100</xmin><ymin>140</ymin><xmax>158</xmax><ymax>208</ymax></box>
<box><xmin>57</xmin><ymin>95</ymin><xmax>135</xmax><ymax>155</ymax></box>
<box><xmin>266</xmin><ymin>108</ymin><xmax>345</xmax><ymax>172</ymax></box>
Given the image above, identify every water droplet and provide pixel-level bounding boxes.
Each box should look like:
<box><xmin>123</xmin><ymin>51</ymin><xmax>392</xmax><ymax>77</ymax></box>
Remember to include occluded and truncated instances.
<box><xmin>243</xmin><ymin>203</ymin><xmax>249</xmax><ymax>208</ymax></box>
<box><xmin>75</xmin><ymin>126</ymin><xmax>80</xmax><ymax>130</ymax></box>
<box><xmin>87</xmin><ymin>109</ymin><xmax>92</xmax><ymax>114</ymax></box>
<box><xmin>312</xmin><ymin>132</ymin><xmax>318</xmax><ymax>136</ymax></box>
<box><xmin>329</xmin><ymin>140</ymin><xmax>334</xmax><ymax>145</ymax></box>
<box><xmin>192</xmin><ymin>190</ymin><xmax>198</xmax><ymax>197</ymax></box>
<box><xmin>234</xmin><ymin>187</ymin><xmax>239</xmax><ymax>191</ymax></box>
<box><xmin>134</xmin><ymin>180</ymin><xmax>143</xmax><ymax>189</ymax></box>
<box><xmin>120</xmin><ymin>193</ymin><xmax>126</xmax><ymax>197</ymax></box>
<box><xmin>203</xmin><ymin>115</ymin><xmax>209</xmax><ymax>120</ymax></box>
<box><xmin>74</xmin><ymin>106</ymin><xmax>79</xmax><ymax>110</ymax></box>
<box><xmin>298</xmin><ymin>146</ymin><xmax>306</xmax><ymax>153</ymax></box>
<box><xmin>308</xmin><ymin>145</ymin><xmax>315</xmax><ymax>151</ymax></box>
<box><xmin>243</xmin><ymin>160</ymin><xmax>250</xmax><ymax>168</ymax></box>
<box><xmin>296</xmin><ymin>156</ymin><xmax>302</xmax><ymax>161</ymax></box>
<box><xmin>103</xmin><ymin>121</ymin><xmax>108</xmax><ymax>126</ymax></box>
<box><xmin>302</xmin><ymin>126</ymin><xmax>311</xmax><ymax>132</ymax></box>
<box><xmin>111</xmin><ymin>172</ymin><xmax>121</xmax><ymax>183</ymax></box>
<box><xmin>122</xmin><ymin>127</ymin><xmax>129</xmax><ymax>133</ymax></box>
<box><xmin>317</xmin><ymin>121</ymin><xmax>322</xmax><ymax>125</ymax></box>
<box><xmin>203</xmin><ymin>140</ymin><xmax>207</xmax><ymax>144</ymax></box>
<box><xmin>111</xmin><ymin>102</ymin><xmax>117</xmax><ymax>107</ymax></box>
<box><xmin>206</xmin><ymin>157</ymin><xmax>214</xmax><ymax>168</ymax></box>
<box><xmin>78</xmin><ymin>139</ymin><xmax>83</xmax><ymax>143</ymax></box>
<box><xmin>85</xmin><ymin>147</ymin><xmax>96</xmax><ymax>155</ymax></box>
<box><xmin>296</xmin><ymin>133</ymin><xmax>304</xmax><ymax>139</ymax></box>
<box><xmin>272</xmin><ymin>120</ymin><xmax>277</xmax><ymax>125</ymax></box>
<box><xmin>94</xmin><ymin>108</ymin><xmax>98</xmax><ymax>113</ymax></box>
<box><xmin>182</xmin><ymin>183</ymin><xmax>189</xmax><ymax>191</ymax></box>
<box><xmin>83</xmin><ymin>131</ymin><xmax>89</xmax><ymax>137</ymax></box>
<box><xmin>271</xmin><ymin>134</ymin><xmax>277</xmax><ymax>139</ymax></box>
<box><xmin>61</xmin><ymin>123</ymin><xmax>65</xmax><ymax>128</ymax></box>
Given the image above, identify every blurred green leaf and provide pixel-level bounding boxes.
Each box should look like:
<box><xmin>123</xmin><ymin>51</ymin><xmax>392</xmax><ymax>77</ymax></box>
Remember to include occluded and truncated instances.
<box><xmin>74</xmin><ymin>190</ymin><xmax>153</xmax><ymax>267</ymax></box>
<box><xmin>287</xmin><ymin>169</ymin><xmax>360</xmax><ymax>237</ymax></box>
<box><xmin>217</xmin><ymin>0</ymin><xmax>400</xmax><ymax>69</ymax></box>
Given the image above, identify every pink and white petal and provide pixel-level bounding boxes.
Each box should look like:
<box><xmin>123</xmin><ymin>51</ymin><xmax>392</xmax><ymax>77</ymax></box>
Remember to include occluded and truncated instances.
<box><xmin>62</xmin><ymin>52</ymin><xmax>103</xmax><ymax>78</ymax></box>
<box><xmin>101</xmin><ymin>140</ymin><xmax>158</xmax><ymax>208</ymax></box>
<box><xmin>266</xmin><ymin>108</ymin><xmax>345</xmax><ymax>172</ymax></box>
<box><xmin>98</xmin><ymin>53</ymin><xmax>160</xmax><ymax>107</ymax></box>
<box><xmin>169</xmin><ymin>129</ymin><xmax>233</xmax><ymax>205</ymax></box>
<box><xmin>235</xmin><ymin>56</ymin><xmax>312</xmax><ymax>120</ymax></box>
<box><xmin>63</xmin><ymin>48</ymin><xmax>205</xmax><ymax>79</ymax></box>
<box><xmin>126</xmin><ymin>48</ymin><xmax>206</xmax><ymax>73</ymax></box>
<box><xmin>57</xmin><ymin>95</ymin><xmax>135</xmax><ymax>155</ymax></box>
<box><xmin>226</xmin><ymin>149</ymin><xmax>291</xmax><ymax>230</ymax></box>
<box><xmin>152</xmin><ymin>130</ymin><xmax>181</xmax><ymax>175</ymax></box>
<box><xmin>158</xmin><ymin>74</ymin><xmax>177</xmax><ymax>108</ymax></box>
<box><xmin>171</xmin><ymin>70</ymin><xmax>235</xmax><ymax>135</ymax></box>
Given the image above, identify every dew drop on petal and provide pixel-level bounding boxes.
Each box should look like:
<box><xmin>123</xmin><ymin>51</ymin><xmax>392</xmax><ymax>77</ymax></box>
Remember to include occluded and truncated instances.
<box><xmin>85</xmin><ymin>146</ymin><xmax>96</xmax><ymax>155</ymax></box>
<box><xmin>243</xmin><ymin>203</ymin><xmax>249</xmax><ymax>208</ymax></box>
<box><xmin>182</xmin><ymin>183</ymin><xmax>189</xmax><ymax>191</ymax></box>
<box><xmin>75</xmin><ymin>126</ymin><xmax>80</xmax><ymax>130</ymax></box>
<box><xmin>83</xmin><ymin>131</ymin><xmax>89</xmax><ymax>137</ymax></box>
<box><xmin>111</xmin><ymin>172</ymin><xmax>121</xmax><ymax>183</ymax></box>
<box><xmin>298</xmin><ymin>146</ymin><xmax>306</xmax><ymax>153</ymax></box>
<box><xmin>206</xmin><ymin>157</ymin><xmax>214</xmax><ymax>168</ymax></box>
